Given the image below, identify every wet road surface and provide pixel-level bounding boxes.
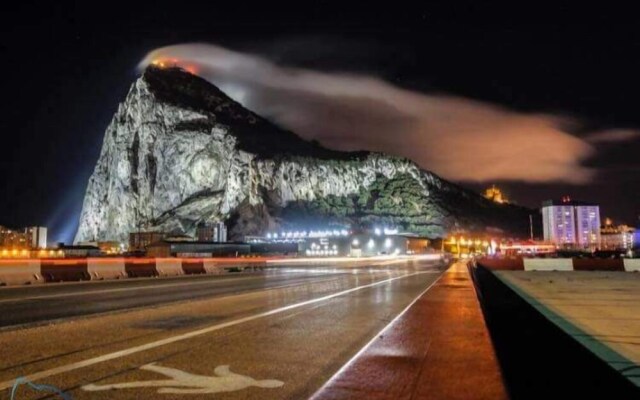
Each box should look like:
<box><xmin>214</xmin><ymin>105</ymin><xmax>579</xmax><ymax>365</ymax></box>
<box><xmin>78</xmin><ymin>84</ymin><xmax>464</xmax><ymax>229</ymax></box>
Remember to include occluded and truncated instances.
<box><xmin>0</xmin><ymin>258</ymin><xmax>444</xmax><ymax>399</ymax></box>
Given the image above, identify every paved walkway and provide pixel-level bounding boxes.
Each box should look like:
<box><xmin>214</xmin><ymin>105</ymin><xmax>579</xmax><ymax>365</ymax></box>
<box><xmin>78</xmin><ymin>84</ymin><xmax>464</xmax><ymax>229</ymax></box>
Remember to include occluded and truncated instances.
<box><xmin>312</xmin><ymin>262</ymin><xmax>508</xmax><ymax>400</ymax></box>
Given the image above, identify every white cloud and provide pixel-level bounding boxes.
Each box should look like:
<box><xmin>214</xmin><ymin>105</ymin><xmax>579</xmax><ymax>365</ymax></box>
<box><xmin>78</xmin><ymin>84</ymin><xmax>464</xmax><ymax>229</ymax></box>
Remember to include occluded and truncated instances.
<box><xmin>138</xmin><ymin>43</ymin><xmax>631</xmax><ymax>184</ymax></box>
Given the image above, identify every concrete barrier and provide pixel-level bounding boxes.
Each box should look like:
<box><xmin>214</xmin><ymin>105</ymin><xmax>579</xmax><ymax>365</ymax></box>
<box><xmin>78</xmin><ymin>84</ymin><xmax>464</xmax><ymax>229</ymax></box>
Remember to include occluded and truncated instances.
<box><xmin>524</xmin><ymin>258</ymin><xmax>574</xmax><ymax>272</ymax></box>
<box><xmin>623</xmin><ymin>259</ymin><xmax>640</xmax><ymax>272</ymax></box>
<box><xmin>155</xmin><ymin>258</ymin><xmax>184</xmax><ymax>277</ymax></box>
<box><xmin>182</xmin><ymin>260</ymin><xmax>206</xmax><ymax>275</ymax></box>
<box><xmin>203</xmin><ymin>260</ymin><xmax>225</xmax><ymax>275</ymax></box>
<box><xmin>481</xmin><ymin>257</ymin><xmax>637</xmax><ymax>272</ymax></box>
<box><xmin>476</xmin><ymin>257</ymin><xmax>524</xmax><ymax>270</ymax></box>
<box><xmin>41</xmin><ymin>259</ymin><xmax>90</xmax><ymax>282</ymax></box>
<box><xmin>87</xmin><ymin>258</ymin><xmax>126</xmax><ymax>280</ymax></box>
<box><xmin>125</xmin><ymin>259</ymin><xmax>158</xmax><ymax>278</ymax></box>
<box><xmin>573</xmin><ymin>258</ymin><xmax>624</xmax><ymax>271</ymax></box>
<box><xmin>0</xmin><ymin>260</ymin><xmax>43</xmax><ymax>285</ymax></box>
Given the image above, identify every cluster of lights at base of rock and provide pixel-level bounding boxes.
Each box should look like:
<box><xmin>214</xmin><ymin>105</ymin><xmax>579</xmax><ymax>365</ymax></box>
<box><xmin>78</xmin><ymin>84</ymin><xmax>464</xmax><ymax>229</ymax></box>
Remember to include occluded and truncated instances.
<box><xmin>355</xmin><ymin>237</ymin><xmax>402</xmax><ymax>254</ymax></box>
<box><xmin>265</xmin><ymin>227</ymin><xmax>399</xmax><ymax>243</ymax></box>
<box><xmin>305</xmin><ymin>243</ymin><xmax>340</xmax><ymax>256</ymax></box>
<box><xmin>266</xmin><ymin>229</ymin><xmax>350</xmax><ymax>242</ymax></box>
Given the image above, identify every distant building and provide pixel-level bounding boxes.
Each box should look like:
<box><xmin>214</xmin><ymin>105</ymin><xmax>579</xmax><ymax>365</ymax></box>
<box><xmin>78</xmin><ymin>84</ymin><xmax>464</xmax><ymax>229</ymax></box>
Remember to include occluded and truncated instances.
<box><xmin>349</xmin><ymin>234</ymin><xmax>430</xmax><ymax>257</ymax></box>
<box><xmin>300</xmin><ymin>233</ymin><xmax>431</xmax><ymax>257</ymax></box>
<box><xmin>0</xmin><ymin>226</ymin><xmax>28</xmax><ymax>248</ymax></box>
<box><xmin>483</xmin><ymin>185</ymin><xmax>508</xmax><ymax>204</ymax></box>
<box><xmin>0</xmin><ymin>225</ymin><xmax>47</xmax><ymax>249</ymax></box>
<box><xmin>146</xmin><ymin>240</ymin><xmax>249</xmax><ymax>257</ymax></box>
<box><xmin>196</xmin><ymin>222</ymin><xmax>227</xmax><ymax>242</ymax></box>
<box><xmin>541</xmin><ymin>198</ymin><xmax>601</xmax><ymax>249</ymax></box>
<box><xmin>498</xmin><ymin>240</ymin><xmax>556</xmax><ymax>256</ymax></box>
<box><xmin>25</xmin><ymin>226</ymin><xmax>47</xmax><ymax>249</ymax></box>
<box><xmin>57</xmin><ymin>244</ymin><xmax>102</xmax><ymax>258</ymax></box>
<box><xmin>165</xmin><ymin>230</ymin><xmax>194</xmax><ymax>242</ymax></box>
<box><xmin>600</xmin><ymin>222</ymin><xmax>636</xmax><ymax>250</ymax></box>
<box><xmin>129</xmin><ymin>231</ymin><xmax>166</xmax><ymax>251</ymax></box>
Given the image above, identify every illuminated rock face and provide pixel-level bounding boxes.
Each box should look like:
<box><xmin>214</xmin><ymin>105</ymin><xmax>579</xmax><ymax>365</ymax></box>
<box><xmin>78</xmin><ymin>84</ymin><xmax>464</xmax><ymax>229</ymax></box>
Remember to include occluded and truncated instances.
<box><xmin>75</xmin><ymin>67</ymin><xmax>533</xmax><ymax>243</ymax></box>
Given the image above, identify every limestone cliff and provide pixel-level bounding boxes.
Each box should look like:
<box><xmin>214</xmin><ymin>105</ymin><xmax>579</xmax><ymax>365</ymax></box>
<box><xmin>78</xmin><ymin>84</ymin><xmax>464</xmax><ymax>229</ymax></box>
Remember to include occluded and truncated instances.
<box><xmin>75</xmin><ymin>66</ymin><xmax>535</xmax><ymax>242</ymax></box>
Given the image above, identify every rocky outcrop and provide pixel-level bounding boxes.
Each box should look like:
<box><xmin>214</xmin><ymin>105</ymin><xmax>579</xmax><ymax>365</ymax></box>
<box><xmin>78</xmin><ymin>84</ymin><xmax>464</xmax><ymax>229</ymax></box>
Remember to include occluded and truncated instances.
<box><xmin>75</xmin><ymin>66</ymin><xmax>535</xmax><ymax>243</ymax></box>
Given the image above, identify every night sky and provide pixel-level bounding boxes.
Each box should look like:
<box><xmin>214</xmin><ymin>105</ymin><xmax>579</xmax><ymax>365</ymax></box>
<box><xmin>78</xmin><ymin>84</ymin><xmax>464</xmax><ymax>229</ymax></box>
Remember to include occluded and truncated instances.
<box><xmin>1</xmin><ymin>2</ymin><xmax>639</xmax><ymax>243</ymax></box>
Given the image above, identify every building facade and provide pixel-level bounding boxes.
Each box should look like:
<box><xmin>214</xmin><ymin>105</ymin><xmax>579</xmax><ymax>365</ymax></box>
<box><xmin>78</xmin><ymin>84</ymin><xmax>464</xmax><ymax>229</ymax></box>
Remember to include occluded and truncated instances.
<box><xmin>196</xmin><ymin>222</ymin><xmax>227</xmax><ymax>242</ymax></box>
<box><xmin>129</xmin><ymin>231</ymin><xmax>166</xmax><ymax>251</ymax></box>
<box><xmin>0</xmin><ymin>225</ymin><xmax>47</xmax><ymax>249</ymax></box>
<box><xmin>542</xmin><ymin>199</ymin><xmax>601</xmax><ymax>249</ymax></box>
<box><xmin>600</xmin><ymin>224</ymin><xmax>636</xmax><ymax>250</ymax></box>
<box><xmin>299</xmin><ymin>233</ymin><xmax>430</xmax><ymax>257</ymax></box>
<box><xmin>146</xmin><ymin>241</ymin><xmax>249</xmax><ymax>257</ymax></box>
<box><xmin>58</xmin><ymin>244</ymin><xmax>102</xmax><ymax>258</ymax></box>
<box><xmin>0</xmin><ymin>226</ymin><xmax>28</xmax><ymax>248</ymax></box>
<box><xmin>26</xmin><ymin>226</ymin><xmax>47</xmax><ymax>249</ymax></box>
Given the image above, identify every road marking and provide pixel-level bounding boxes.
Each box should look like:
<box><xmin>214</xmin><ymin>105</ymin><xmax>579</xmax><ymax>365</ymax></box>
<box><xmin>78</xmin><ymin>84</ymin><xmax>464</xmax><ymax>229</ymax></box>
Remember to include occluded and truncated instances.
<box><xmin>82</xmin><ymin>363</ymin><xmax>283</xmax><ymax>394</ymax></box>
<box><xmin>0</xmin><ymin>270</ymin><xmax>433</xmax><ymax>391</ymax></box>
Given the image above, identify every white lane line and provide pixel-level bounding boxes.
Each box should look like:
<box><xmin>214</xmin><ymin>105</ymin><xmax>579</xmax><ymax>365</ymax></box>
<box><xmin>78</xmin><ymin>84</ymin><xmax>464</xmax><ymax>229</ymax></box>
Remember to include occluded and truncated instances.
<box><xmin>0</xmin><ymin>271</ymin><xmax>434</xmax><ymax>391</ymax></box>
<box><xmin>0</xmin><ymin>271</ymin><xmax>339</xmax><ymax>304</ymax></box>
<box><xmin>310</xmin><ymin>267</ymin><xmax>446</xmax><ymax>399</ymax></box>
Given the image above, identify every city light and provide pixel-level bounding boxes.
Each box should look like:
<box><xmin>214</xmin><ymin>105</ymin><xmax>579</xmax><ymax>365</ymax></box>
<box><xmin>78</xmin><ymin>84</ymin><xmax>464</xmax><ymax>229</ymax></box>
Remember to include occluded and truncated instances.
<box><xmin>264</xmin><ymin>228</ymin><xmax>351</xmax><ymax>242</ymax></box>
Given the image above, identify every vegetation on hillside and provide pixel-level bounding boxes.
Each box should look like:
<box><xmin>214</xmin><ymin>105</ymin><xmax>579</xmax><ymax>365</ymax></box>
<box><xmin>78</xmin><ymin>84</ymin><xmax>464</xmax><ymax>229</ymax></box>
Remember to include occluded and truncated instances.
<box><xmin>278</xmin><ymin>173</ymin><xmax>448</xmax><ymax>237</ymax></box>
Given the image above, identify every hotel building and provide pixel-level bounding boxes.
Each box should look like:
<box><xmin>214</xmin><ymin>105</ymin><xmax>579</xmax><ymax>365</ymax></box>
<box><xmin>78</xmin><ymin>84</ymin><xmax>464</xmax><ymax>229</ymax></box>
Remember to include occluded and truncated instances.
<box><xmin>542</xmin><ymin>198</ymin><xmax>601</xmax><ymax>249</ymax></box>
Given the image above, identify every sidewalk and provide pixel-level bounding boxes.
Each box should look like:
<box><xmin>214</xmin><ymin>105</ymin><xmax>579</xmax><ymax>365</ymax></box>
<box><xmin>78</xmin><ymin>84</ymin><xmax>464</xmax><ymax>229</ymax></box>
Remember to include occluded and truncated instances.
<box><xmin>312</xmin><ymin>262</ymin><xmax>508</xmax><ymax>400</ymax></box>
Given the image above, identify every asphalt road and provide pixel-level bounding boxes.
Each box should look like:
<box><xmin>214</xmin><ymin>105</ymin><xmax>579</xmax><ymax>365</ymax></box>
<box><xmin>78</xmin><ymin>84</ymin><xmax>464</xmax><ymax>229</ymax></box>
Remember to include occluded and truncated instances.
<box><xmin>0</xmin><ymin>269</ymin><xmax>352</xmax><ymax>328</ymax></box>
<box><xmin>0</xmin><ymin>258</ymin><xmax>444</xmax><ymax>400</ymax></box>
